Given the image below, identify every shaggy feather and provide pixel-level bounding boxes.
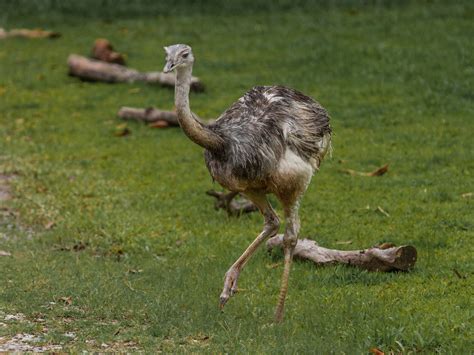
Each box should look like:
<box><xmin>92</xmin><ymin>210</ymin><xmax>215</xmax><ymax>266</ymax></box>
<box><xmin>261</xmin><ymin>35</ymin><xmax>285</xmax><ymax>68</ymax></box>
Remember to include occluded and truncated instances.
<box><xmin>205</xmin><ymin>86</ymin><xmax>331</xmax><ymax>187</ymax></box>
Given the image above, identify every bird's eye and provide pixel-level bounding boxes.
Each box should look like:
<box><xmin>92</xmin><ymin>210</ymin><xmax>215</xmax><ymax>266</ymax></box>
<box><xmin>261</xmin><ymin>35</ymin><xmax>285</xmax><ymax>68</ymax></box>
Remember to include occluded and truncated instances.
<box><xmin>182</xmin><ymin>52</ymin><xmax>189</xmax><ymax>58</ymax></box>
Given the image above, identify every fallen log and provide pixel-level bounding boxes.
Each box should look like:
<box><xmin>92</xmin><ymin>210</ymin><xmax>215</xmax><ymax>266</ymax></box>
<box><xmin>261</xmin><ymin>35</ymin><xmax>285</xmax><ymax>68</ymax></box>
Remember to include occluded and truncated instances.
<box><xmin>67</xmin><ymin>54</ymin><xmax>204</xmax><ymax>91</ymax></box>
<box><xmin>266</xmin><ymin>235</ymin><xmax>417</xmax><ymax>272</ymax></box>
<box><xmin>118</xmin><ymin>106</ymin><xmax>214</xmax><ymax>128</ymax></box>
<box><xmin>0</xmin><ymin>28</ymin><xmax>60</xmax><ymax>39</ymax></box>
<box><xmin>118</xmin><ymin>107</ymin><xmax>179</xmax><ymax>126</ymax></box>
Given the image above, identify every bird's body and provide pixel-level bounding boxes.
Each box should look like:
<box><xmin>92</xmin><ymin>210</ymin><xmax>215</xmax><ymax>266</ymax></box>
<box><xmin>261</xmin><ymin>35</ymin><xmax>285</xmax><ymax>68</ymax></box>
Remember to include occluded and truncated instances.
<box><xmin>163</xmin><ymin>44</ymin><xmax>331</xmax><ymax>322</ymax></box>
<box><xmin>205</xmin><ymin>85</ymin><xmax>331</xmax><ymax>193</ymax></box>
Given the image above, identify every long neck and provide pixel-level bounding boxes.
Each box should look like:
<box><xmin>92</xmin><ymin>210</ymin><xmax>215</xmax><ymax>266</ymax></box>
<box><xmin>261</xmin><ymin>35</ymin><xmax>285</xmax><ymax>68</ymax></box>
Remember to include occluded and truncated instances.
<box><xmin>175</xmin><ymin>65</ymin><xmax>222</xmax><ymax>151</ymax></box>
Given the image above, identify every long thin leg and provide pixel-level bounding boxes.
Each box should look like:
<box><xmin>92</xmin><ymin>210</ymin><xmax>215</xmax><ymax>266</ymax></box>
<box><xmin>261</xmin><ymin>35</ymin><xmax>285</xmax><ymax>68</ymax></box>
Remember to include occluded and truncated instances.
<box><xmin>219</xmin><ymin>191</ymin><xmax>280</xmax><ymax>309</ymax></box>
<box><xmin>274</xmin><ymin>201</ymin><xmax>301</xmax><ymax>323</ymax></box>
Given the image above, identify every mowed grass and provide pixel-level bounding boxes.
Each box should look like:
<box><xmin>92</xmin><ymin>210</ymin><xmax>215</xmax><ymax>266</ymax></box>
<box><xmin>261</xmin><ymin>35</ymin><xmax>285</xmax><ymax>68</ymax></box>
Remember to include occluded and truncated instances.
<box><xmin>0</xmin><ymin>1</ymin><xmax>473</xmax><ymax>352</ymax></box>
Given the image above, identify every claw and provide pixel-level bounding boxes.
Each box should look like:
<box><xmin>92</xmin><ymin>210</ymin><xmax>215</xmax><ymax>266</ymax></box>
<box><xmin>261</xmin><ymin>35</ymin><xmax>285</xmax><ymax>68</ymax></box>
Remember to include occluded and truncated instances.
<box><xmin>219</xmin><ymin>267</ymin><xmax>240</xmax><ymax>309</ymax></box>
<box><xmin>219</xmin><ymin>295</ymin><xmax>229</xmax><ymax>310</ymax></box>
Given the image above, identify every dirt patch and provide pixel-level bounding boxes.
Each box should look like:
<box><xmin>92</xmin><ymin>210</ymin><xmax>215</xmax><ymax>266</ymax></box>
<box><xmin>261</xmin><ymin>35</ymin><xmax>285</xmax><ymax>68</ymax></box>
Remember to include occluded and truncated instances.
<box><xmin>0</xmin><ymin>333</ymin><xmax>63</xmax><ymax>352</ymax></box>
<box><xmin>0</xmin><ymin>174</ymin><xmax>15</xmax><ymax>201</ymax></box>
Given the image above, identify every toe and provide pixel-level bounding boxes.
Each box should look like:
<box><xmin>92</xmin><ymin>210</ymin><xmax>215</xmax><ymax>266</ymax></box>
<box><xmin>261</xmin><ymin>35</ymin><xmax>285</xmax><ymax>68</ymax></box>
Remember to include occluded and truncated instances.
<box><xmin>219</xmin><ymin>294</ymin><xmax>229</xmax><ymax>309</ymax></box>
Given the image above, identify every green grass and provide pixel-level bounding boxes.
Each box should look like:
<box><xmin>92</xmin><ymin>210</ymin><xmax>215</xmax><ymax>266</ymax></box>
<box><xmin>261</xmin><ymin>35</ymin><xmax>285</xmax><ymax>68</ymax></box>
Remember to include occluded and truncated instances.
<box><xmin>0</xmin><ymin>0</ymin><xmax>473</xmax><ymax>352</ymax></box>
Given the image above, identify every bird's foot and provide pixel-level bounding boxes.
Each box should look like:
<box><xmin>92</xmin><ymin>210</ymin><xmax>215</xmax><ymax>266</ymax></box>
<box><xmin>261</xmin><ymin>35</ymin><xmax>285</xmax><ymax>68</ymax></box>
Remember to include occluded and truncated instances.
<box><xmin>219</xmin><ymin>267</ymin><xmax>240</xmax><ymax>309</ymax></box>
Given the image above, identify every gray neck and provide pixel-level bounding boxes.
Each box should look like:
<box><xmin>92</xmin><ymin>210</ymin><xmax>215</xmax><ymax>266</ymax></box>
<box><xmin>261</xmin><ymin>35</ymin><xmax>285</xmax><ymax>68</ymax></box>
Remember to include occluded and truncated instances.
<box><xmin>175</xmin><ymin>65</ymin><xmax>223</xmax><ymax>151</ymax></box>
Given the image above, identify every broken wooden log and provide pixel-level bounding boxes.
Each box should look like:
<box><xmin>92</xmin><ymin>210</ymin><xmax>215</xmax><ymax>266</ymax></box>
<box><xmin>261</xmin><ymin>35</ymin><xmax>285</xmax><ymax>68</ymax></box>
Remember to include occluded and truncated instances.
<box><xmin>206</xmin><ymin>190</ymin><xmax>258</xmax><ymax>216</ymax></box>
<box><xmin>118</xmin><ymin>106</ymin><xmax>214</xmax><ymax>128</ymax></box>
<box><xmin>266</xmin><ymin>235</ymin><xmax>417</xmax><ymax>272</ymax></box>
<box><xmin>0</xmin><ymin>28</ymin><xmax>60</xmax><ymax>39</ymax></box>
<box><xmin>67</xmin><ymin>54</ymin><xmax>204</xmax><ymax>91</ymax></box>
<box><xmin>118</xmin><ymin>107</ymin><xmax>179</xmax><ymax>126</ymax></box>
<box><xmin>92</xmin><ymin>38</ymin><xmax>126</xmax><ymax>65</ymax></box>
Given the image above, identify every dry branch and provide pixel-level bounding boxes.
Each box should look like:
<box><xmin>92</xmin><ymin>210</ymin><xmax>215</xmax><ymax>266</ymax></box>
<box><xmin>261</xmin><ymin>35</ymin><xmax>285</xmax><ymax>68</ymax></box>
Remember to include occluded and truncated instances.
<box><xmin>118</xmin><ymin>107</ymin><xmax>179</xmax><ymax>126</ymax></box>
<box><xmin>67</xmin><ymin>54</ymin><xmax>204</xmax><ymax>91</ymax></box>
<box><xmin>341</xmin><ymin>164</ymin><xmax>389</xmax><ymax>177</ymax></box>
<box><xmin>206</xmin><ymin>190</ymin><xmax>258</xmax><ymax>216</ymax></box>
<box><xmin>0</xmin><ymin>28</ymin><xmax>60</xmax><ymax>39</ymax></box>
<box><xmin>118</xmin><ymin>106</ymin><xmax>214</xmax><ymax>128</ymax></box>
<box><xmin>267</xmin><ymin>235</ymin><xmax>417</xmax><ymax>272</ymax></box>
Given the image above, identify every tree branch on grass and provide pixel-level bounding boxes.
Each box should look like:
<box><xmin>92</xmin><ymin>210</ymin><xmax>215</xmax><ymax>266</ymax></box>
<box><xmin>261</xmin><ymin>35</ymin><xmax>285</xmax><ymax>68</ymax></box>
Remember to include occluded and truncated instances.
<box><xmin>67</xmin><ymin>54</ymin><xmax>204</xmax><ymax>91</ymax></box>
<box><xmin>118</xmin><ymin>106</ymin><xmax>214</xmax><ymax>128</ymax></box>
<box><xmin>118</xmin><ymin>107</ymin><xmax>180</xmax><ymax>126</ymax></box>
<box><xmin>267</xmin><ymin>235</ymin><xmax>417</xmax><ymax>272</ymax></box>
<box><xmin>206</xmin><ymin>190</ymin><xmax>417</xmax><ymax>271</ymax></box>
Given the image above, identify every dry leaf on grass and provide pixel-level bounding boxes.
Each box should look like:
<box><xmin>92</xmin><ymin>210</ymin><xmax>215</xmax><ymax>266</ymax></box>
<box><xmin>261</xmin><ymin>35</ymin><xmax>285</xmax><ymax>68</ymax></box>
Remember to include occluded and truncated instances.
<box><xmin>461</xmin><ymin>192</ymin><xmax>473</xmax><ymax>199</ymax></box>
<box><xmin>377</xmin><ymin>242</ymin><xmax>396</xmax><ymax>250</ymax></box>
<box><xmin>342</xmin><ymin>164</ymin><xmax>389</xmax><ymax>177</ymax></box>
<box><xmin>114</xmin><ymin>123</ymin><xmax>131</xmax><ymax>137</ymax></box>
<box><xmin>149</xmin><ymin>120</ymin><xmax>170</xmax><ymax>128</ymax></box>
<box><xmin>92</xmin><ymin>38</ymin><xmax>126</xmax><ymax>65</ymax></box>
<box><xmin>57</xmin><ymin>296</ymin><xmax>73</xmax><ymax>305</ymax></box>
<box><xmin>335</xmin><ymin>240</ymin><xmax>352</xmax><ymax>245</ymax></box>
<box><xmin>369</xmin><ymin>348</ymin><xmax>384</xmax><ymax>355</ymax></box>
<box><xmin>0</xmin><ymin>250</ymin><xmax>12</xmax><ymax>257</ymax></box>
<box><xmin>44</xmin><ymin>221</ymin><xmax>56</xmax><ymax>230</ymax></box>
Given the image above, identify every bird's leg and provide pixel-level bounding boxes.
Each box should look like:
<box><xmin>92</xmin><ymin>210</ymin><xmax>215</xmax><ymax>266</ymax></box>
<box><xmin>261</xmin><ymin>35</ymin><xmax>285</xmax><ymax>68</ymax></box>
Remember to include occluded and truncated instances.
<box><xmin>274</xmin><ymin>203</ymin><xmax>300</xmax><ymax>323</ymax></box>
<box><xmin>219</xmin><ymin>192</ymin><xmax>279</xmax><ymax>309</ymax></box>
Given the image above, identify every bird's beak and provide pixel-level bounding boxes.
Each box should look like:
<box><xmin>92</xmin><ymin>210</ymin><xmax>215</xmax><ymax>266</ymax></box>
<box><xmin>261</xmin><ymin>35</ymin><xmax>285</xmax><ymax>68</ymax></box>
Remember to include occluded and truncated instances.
<box><xmin>163</xmin><ymin>61</ymin><xmax>175</xmax><ymax>73</ymax></box>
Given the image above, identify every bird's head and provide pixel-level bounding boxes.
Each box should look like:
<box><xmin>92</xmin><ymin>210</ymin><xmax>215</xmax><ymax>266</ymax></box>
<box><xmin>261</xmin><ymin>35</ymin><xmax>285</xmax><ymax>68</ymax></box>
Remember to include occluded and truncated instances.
<box><xmin>163</xmin><ymin>44</ymin><xmax>194</xmax><ymax>73</ymax></box>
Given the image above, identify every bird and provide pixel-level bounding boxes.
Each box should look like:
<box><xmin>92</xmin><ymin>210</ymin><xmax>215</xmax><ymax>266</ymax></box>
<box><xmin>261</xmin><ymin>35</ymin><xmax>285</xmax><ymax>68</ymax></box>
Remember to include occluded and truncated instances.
<box><xmin>163</xmin><ymin>44</ymin><xmax>331</xmax><ymax>322</ymax></box>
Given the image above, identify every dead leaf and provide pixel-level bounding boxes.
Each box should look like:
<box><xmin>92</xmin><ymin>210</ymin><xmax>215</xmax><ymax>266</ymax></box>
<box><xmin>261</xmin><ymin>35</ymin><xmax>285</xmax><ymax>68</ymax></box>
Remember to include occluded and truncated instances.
<box><xmin>114</xmin><ymin>123</ymin><xmax>130</xmax><ymax>137</ymax></box>
<box><xmin>377</xmin><ymin>242</ymin><xmax>396</xmax><ymax>250</ymax></box>
<box><xmin>57</xmin><ymin>296</ymin><xmax>72</xmax><ymax>305</ymax></box>
<box><xmin>148</xmin><ymin>120</ymin><xmax>170</xmax><ymax>128</ymax></box>
<box><xmin>0</xmin><ymin>250</ymin><xmax>12</xmax><ymax>257</ymax></box>
<box><xmin>335</xmin><ymin>240</ymin><xmax>352</xmax><ymax>245</ymax></box>
<box><xmin>461</xmin><ymin>192</ymin><xmax>473</xmax><ymax>199</ymax></box>
<box><xmin>369</xmin><ymin>348</ymin><xmax>384</xmax><ymax>355</ymax></box>
<box><xmin>127</xmin><ymin>269</ymin><xmax>143</xmax><ymax>274</ymax></box>
<box><xmin>92</xmin><ymin>38</ymin><xmax>126</xmax><ymax>65</ymax></box>
<box><xmin>266</xmin><ymin>262</ymin><xmax>282</xmax><ymax>269</ymax></box>
<box><xmin>73</xmin><ymin>242</ymin><xmax>86</xmax><ymax>251</ymax></box>
<box><xmin>44</xmin><ymin>221</ymin><xmax>56</xmax><ymax>230</ymax></box>
<box><xmin>186</xmin><ymin>333</ymin><xmax>210</xmax><ymax>346</ymax></box>
<box><xmin>342</xmin><ymin>164</ymin><xmax>389</xmax><ymax>177</ymax></box>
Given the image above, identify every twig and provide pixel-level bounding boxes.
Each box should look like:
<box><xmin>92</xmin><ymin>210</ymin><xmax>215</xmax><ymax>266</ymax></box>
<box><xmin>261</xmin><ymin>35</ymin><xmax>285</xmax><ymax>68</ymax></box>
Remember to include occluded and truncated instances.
<box><xmin>341</xmin><ymin>164</ymin><xmax>389</xmax><ymax>177</ymax></box>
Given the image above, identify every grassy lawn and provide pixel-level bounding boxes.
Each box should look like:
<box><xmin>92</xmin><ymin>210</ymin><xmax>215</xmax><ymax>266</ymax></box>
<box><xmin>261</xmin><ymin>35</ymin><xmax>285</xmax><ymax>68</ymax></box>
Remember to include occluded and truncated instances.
<box><xmin>0</xmin><ymin>0</ymin><xmax>472</xmax><ymax>352</ymax></box>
